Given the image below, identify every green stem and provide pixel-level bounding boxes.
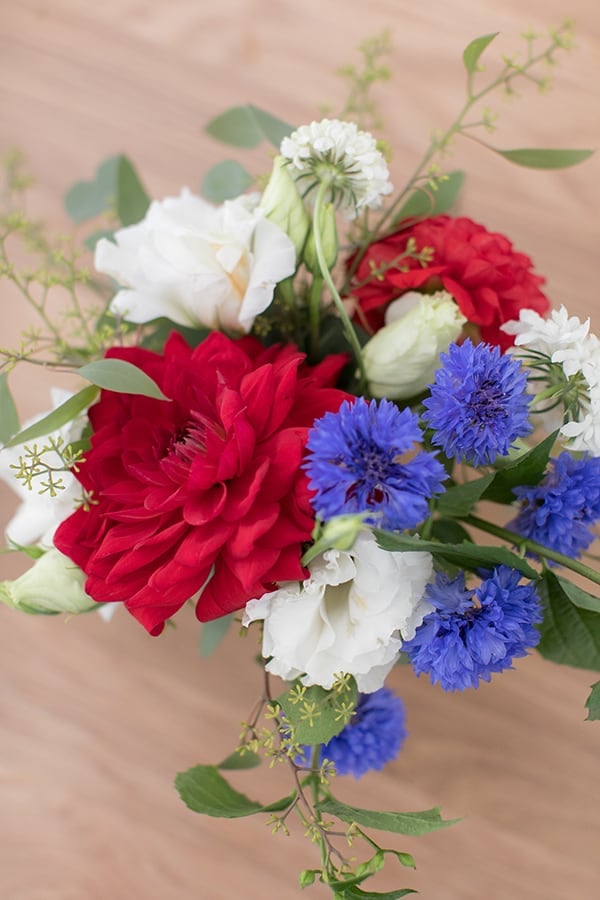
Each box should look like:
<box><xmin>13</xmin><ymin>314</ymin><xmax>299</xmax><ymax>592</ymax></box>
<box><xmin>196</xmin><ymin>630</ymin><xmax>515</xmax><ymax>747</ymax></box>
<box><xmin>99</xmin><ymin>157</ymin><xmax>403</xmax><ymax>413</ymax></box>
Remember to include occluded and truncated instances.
<box><xmin>462</xmin><ymin>514</ymin><xmax>600</xmax><ymax>588</ymax></box>
<box><xmin>308</xmin><ymin>274</ymin><xmax>323</xmax><ymax>360</ymax></box>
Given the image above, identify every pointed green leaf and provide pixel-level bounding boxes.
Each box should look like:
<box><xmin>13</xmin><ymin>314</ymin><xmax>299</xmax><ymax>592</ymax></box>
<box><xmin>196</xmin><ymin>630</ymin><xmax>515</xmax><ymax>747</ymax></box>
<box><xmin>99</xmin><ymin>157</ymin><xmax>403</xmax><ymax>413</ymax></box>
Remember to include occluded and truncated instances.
<box><xmin>374</xmin><ymin>530</ymin><xmax>537</xmax><ymax>579</ymax></box>
<box><xmin>436</xmin><ymin>473</ymin><xmax>495</xmax><ymax>518</ymax></box>
<box><xmin>334</xmin><ymin>887</ymin><xmax>416</xmax><ymax>900</ymax></box>
<box><xmin>3</xmin><ymin>385</ymin><xmax>98</xmax><ymax>448</ymax></box>
<box><xmin>65</xmin><ymin>155</ymin><xmax>149</xmax><ymax>226</ymax></box>
<box><xmin>537</xmin><ymin>571</ymin><xmax>600</xmax><ymax>670</ymax></box>
<box><xmin>430</xmin><ymin>518</ymin><xmax>472</xmax><ymax>545</ymax></box>
<box><xmin>205</xmin><ymin>104</ymin><xmax>293</xmax><ymax>149</ymax></box>
<box><xmin>492</xmin><ymin>147</ymin><xmax>594</xmax><ymax>170</ymax></box>
<box><xmin>199</xmin><ymin>613</ymin><xmax>233</xmax><ymax>658</ymax></box>
<box><xmin>201</xmin><ymin>160</ymin><xmax>254</xmax><ymax>202</ymax></box>
<box><xmin>555</xmin><ymin>576</ymin><xmax>600</xmax><ymax>615</ymax></box>
<box><xmin>175</xmin><ymin>764</ymin><xmax>293</xmax><ymax>818</ymax></box>
<box><xmin>116</xmin><ymin>156</ymin><xmax>150</xmax><ymax>225</ymax></box>
<box><xmin>482</xmin><ymin>431</ymin><xmax>557</xmax><ymax>504</ymax></box>
<box><xmin>318</xmin><ymin>797</ymin><xmax>458</xmax><ymax>836</ymax></box>
<box><xmin>463</xmin><ymin>33</ymin><xmax>499</xmax><ymax>74</ymax></box>
<box><xmin>74</xmin><ymin>359</ymin><xmax>169</xmax><ymax>400</ymax></box>
<box><xmin>585</xmin><ymin>681</ymin><xmax>600</xmax><ymax>721</ymax></box>
<box><xmin>277</xmin><ymin>679</ymin><xmax>358</xmax><ymax>746</ymax></box>
<box><xmin>0</xmin><ymin>373</ymin><xmax>20</xmax><ymax>444</ymax></box>
<box><xmin>394</xmin><ymin>170</ymin><xmax>464</xmax><ymax>224</ymax></box>
<box><xmin>218</xmin><ymin>748</ymin><xmax>261</xmax><ymax>770</ymax></box>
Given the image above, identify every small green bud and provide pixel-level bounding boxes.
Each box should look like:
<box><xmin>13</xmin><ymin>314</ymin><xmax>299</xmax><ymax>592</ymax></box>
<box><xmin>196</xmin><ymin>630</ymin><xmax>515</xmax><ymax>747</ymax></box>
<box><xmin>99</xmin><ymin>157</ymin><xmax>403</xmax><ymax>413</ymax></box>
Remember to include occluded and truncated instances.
<box><xmin>259</xmin><ymin>156</ymin><xmax>310</xmax><ymax>259</ymax></box>
<box><xmin>303</xmin><ymin>202</ymin><xmax>338</xmax><ymax>275</ymax></box>
<box><xmin>0</xmin><ymin>548</ymin><xmax>97</xmax><ymax>615</ymax></box>
<box><xmin>302</xmin><ymin>514</ymin><xmax>366</xmax><ymax>565</ymax></box>
<box><xmin>298</xmin><ymin>869</ymin><xmax>317</xmax><ymax>888</ymax></box>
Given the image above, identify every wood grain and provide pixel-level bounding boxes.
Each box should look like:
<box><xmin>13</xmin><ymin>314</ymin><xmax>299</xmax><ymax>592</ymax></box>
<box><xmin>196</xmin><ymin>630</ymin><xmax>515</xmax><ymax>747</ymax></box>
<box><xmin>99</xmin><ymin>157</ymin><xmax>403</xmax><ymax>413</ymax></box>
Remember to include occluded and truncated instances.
<box><xmin>1</xmin><ymin>2</ymin><xmax>599</xmax><ymax>898</ymax></box>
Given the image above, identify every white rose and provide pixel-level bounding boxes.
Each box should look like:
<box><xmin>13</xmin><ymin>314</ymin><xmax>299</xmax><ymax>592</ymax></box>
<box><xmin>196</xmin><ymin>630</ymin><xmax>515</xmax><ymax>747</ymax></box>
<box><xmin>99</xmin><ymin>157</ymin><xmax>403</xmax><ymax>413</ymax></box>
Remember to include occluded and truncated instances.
<box><xmin>243</xmin><ymin>531</ymin><xmax>433</xmax><ymax>693</ymax></box>
<box><xmin>0</xmin><ymin>549</ymin><xmax>96</xmax><ymax>615</ymax></box>
<box><xmin>363</xmin><ymin>291</ymin><xmax>466</xmax><ymax>400</ymax></box>
<box><xmin>95</xmin><ymin>189</ymin><xmax>296</xmax><ymax>333</ymax></box>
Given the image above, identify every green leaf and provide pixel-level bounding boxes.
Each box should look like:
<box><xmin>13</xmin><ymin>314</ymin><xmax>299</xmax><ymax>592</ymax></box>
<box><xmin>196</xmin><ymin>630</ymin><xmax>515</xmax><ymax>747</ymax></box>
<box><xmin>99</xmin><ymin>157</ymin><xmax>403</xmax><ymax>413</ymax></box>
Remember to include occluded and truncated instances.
<box><xmin>429</xmin><ymin>518</ymin><xmax>472</xmax><ymax>545</ymax></box>
<box><xmin>65</xmin><ymin>155</ymin><xmax>149</xmax><ymax>226</ymax></box>
<box><xmin>84</xmin><ymin>228</ymin><xmax>115</xmax><ymax>252</ymax></box>
<box><xmin>492</xmin><ymin>147</ymin><xmax>594</xmax><ymax>170</ymax></box>
<box><xmin>374</xmin><ymin>530</ymin><xmax>537</xmax><ymax>579</ymax></box>
<box><xmin>537</xmin><ymin>571</ymin><xmax>600</xmax><ymax>670</ymax></box>
<box><xmin>277</xmin><ymin>679</ymin><xmax>358</xmax><ymax>746</ymax></box>
<box><xmin>482</xmin><ymin>431</ymin><xmax>557</xmax><ymax>504</ymax></box>
<box><xmin>394</xmin><ymin>170</ymin><xmax>464</xmax><ymax>224</ymax></box>
<box><xmin>334</xmin><ymin>887</ymin><xmax>416</xmax><ymax>900</ymax></box>
<box><xmin>462</xmin><ymin>32</ymin><xmax>499</xmax><ymax>74</ymax></box>
<box><xmin>3</xmin><ymin>385</ymin><xmax>99</xmax><ymax>448</ymax></box>
<box><xmin>436</xmin><ymin>473</ymin><xmax>495</xmax><ymax>518</ymax></box>
<box><xmin>556</xmin><ymin>576</ymin><xmax>600</xmax><ymax>615</ymax></box>
<box><xmin>175</xmin><ymin>764</ymin><xmax>294</xmax><ymax>818</ymax></box>
<box><xmin>218</xmin><ymin>749</ymin><xmax>261</xmax><ymax>770</ymax></box>
<box><xmin>585</xmin><ymin>681</ymin><xmax>600</xmax><ymax>721</ymax></box>
<box><xmin>205</xmin><ymin>104</ymin><xmax>294</xmax><ymax>149</ymax></box>
<box><xmin>201</xmin><ymin>160</ymin><xmax>254</xmax><ymax>202</ymax></box>
<box><xmin>74</xmin><ymin>359</ymin><xmax>169</xmax><ymax>400</ymax></box>
<box><xmin>0</xmin><ymin>373</ymin><xmax>20</xmax><ymax>444</ymax></box>
<box><xmin>199</xmin><ymin>613</ymin><xmax>233</xmax><ymax>657</ymax></box>
<box><xmin>318</xmin><ymin>797</ymin><xmax>458</xmax><ymax>836</ymax></box>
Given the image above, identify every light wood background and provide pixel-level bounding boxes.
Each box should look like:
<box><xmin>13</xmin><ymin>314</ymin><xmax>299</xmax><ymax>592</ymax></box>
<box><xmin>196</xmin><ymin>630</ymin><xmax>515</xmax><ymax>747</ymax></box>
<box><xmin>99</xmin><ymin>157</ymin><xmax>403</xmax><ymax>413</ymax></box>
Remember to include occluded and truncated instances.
<box><xmin>1</xmin><ymin>1</ymin><xmax>599</xmax><ymax>898</ymax></box>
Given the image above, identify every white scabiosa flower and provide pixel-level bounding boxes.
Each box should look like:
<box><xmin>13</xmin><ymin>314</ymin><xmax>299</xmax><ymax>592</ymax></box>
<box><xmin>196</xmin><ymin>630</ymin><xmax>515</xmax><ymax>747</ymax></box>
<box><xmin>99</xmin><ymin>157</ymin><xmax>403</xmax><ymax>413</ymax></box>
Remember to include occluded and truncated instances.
<box><xmin>95</xmin><ymin>189</ymin><xmax>296</xmax><ymax>333</ymax></box>
<box><xmin>243</xmin><ymin>531</ymin><xmax>433</xmax><ymax>693</ymax></box>
<box><xmin>280</xmin><ymin>119</ymin><xmax>393</xmax><ymax>219</ymax></box>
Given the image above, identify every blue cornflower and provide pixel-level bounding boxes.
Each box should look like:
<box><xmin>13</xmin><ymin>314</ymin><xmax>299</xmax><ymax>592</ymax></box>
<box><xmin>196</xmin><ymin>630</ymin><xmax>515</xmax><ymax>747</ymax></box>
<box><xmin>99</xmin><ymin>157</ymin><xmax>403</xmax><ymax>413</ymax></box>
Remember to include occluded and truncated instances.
<box><xmin>403</xmin><ymin>566</ymin><xmax>542</xmax><ymax>691</ymax></box>
<box><xmin>302</xmin><ymin>688</ymin><xmax>407</xmax><ymax>779</ymax></box>
<box><xmin>422</xmin><ymin>339</ymin><xmax>532</xmax><ymax>466</ymax></box>
<box><xmin>304</xmin><ymin>397</ymin><xmax>446</xmax><ymax>531</ymax></box>
<box><xmin>510</xmin><ymin>452</ymin><xmax>600</xmax><ymax>559</ymax></box>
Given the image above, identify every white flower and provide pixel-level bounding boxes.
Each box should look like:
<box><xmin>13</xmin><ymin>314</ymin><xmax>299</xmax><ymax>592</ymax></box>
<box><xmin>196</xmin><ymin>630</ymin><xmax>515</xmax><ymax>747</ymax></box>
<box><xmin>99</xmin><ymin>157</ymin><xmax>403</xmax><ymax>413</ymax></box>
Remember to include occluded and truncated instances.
<box><xmin>0</xmin><ymin>549</ymin><xmax>97</xmax><ymax>615</ymax></box>
<box><xmin>280</xmin><ymin>119</ymin><xmax>393</xmax><ymax>219</ymax></box>
<box><xmin>502</xmin><ymin>306</ymin><xmax>600</xmax><ymax>455</ymax></box>
<box><xmin>95</xmin><ymin>189</ymin><xmax>296</xmax><ymax>333</ymax></box>
<box><xmin>243</xmin><ymin>531</ymin><xmax>433</xmax><ymax>693</ymax></box>
<box><xmin>0</xmin><ymin>389</ymin><xmax>84</xmax><ymax>548</ymax></box>
<box><xmin>363</xmin><ymin>291</ymin><xmax>466</xmax><ymax>399</ymax></box>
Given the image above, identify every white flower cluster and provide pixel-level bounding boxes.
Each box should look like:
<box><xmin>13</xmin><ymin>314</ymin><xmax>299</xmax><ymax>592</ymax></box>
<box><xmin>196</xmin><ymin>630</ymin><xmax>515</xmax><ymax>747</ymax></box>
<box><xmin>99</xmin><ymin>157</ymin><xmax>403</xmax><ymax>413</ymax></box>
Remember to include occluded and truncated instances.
<box><xmin>280</xmin><ymin>119</ymin><xmax>393</xmax><ymax>219</ymax></box>
<box><xmin>503</xmin><ymin>306</ymin><xmax>600</xmax><ymax>454</ymax></box>
<box><xmin>243</xmin><ymin>531</ymin><xmax>433</xmax><ymax>693</ymax></box>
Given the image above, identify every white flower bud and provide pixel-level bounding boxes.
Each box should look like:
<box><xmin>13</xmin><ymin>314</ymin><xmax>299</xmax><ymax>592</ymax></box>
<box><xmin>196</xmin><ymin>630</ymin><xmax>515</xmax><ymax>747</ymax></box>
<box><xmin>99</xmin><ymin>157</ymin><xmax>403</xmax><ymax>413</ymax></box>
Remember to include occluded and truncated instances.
<box><xmin>259</xmin><ymin>156</ymin><xmax>310</xmax><ymax>259</ymax></box>
<box><xmin>363</xmin><ymin>291</ymin><xmax>466</xmax><ymax>400</ymax></box>
<box><xmin>0</xmin><ymin>549</ymin><xmax>97</xmax><ymax>615</ymax></box>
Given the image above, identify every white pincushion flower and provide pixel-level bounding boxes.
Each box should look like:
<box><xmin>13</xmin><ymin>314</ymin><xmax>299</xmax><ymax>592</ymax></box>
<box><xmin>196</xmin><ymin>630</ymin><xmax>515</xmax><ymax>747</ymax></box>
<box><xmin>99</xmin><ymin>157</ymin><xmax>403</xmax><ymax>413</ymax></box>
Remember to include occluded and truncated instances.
<box><xmin>95</xmin><ymin>189</ymin><xmax>296</xmax><ymax>333</ymax></box>
<box><xmin>243</xmin><ymin>531</ymin><xmax>433</xmax><ymax>693</ymax></box>
<box><xmin>502</xmin><ymin>306</ymin><xmax>600</xmax><ymax>455</ymax></box>
<box><xmin>280</xmin><ymin>119</ymin><xmax>393</xmax><ymax>219</ymax></box>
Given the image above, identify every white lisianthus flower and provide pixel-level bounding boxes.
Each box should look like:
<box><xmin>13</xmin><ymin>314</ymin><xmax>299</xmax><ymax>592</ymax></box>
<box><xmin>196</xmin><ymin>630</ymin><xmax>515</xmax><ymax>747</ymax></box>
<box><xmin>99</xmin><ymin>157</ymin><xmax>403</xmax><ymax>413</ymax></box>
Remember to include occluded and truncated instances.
<box><xmin>95</xmin><ymin>189</ymin><xmax>296</xmax><ymax>333</ymax></box>
<box><xmin>502</xmin><ymin>306</ymin><xmax>600</xmax><ymax>455</ymax></box>
<box><xmin>0</xmin><ymin>549</ymin><xmax>97</xmax><ymax>615</ymax></box>
<box><xmin>363</xmin><ymin>291</ymin><xmax>466</xmax><ymax>399</ymax></box>
<box><xmin>0</xmin><ymin>389</ymin><xmax>84</xmax><ymax>548</ymax></box>
<box><xmin>243</xmin><ymin>532</ymin><xmax>433</xmax><ymax>693</ymax></box>
<box><xmin>280</xmin><ymin>119</ymin><xmax>393</xmax><ymax>219</ymax></box>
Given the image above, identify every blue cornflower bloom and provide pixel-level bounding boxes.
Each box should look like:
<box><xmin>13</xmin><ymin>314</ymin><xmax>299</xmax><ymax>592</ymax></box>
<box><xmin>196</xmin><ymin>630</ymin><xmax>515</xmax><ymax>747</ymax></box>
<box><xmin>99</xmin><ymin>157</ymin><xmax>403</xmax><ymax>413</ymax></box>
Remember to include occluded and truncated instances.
<box><xmin>510</xmin><ymin>452</ymin><xmax>600</xmax><ymax>559</ymax></box>
<box><xmin>301</xmin><ymin>688</ymin><xmax>407</xmax><ymax>779</ymax></box>
<box><xmin>422</xmin><ymin>339</ymin><xmax>532</xmax><ymax>466</ymax></box>
<box><xmin>403</xmin><ymin>566</ymin><xmax>542</xmax><ymax>691</ymax></box>
<box><xmin>304</xmin><ymin>397</ymin><xmax>446</xmax><ymax>531</ymax></box>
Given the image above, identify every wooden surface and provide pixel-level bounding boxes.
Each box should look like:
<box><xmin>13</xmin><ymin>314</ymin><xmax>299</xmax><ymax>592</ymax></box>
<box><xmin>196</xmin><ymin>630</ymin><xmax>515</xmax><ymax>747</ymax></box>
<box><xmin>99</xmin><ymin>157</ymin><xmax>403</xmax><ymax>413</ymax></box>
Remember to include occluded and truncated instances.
<box><xmin>1</xmin><ymin>2</ymin><xmax>599</xmax><ymax>898</ymax></box>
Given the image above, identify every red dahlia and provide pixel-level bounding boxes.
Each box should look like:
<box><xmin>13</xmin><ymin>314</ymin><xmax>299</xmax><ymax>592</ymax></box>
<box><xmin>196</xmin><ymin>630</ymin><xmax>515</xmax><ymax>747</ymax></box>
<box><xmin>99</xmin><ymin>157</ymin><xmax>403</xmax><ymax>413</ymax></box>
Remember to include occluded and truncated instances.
<box><xmin>54</xmin><ymin>332</ymin><xmax>349</xmax><ymax>635</ymax></box>
<box><xmin>350</xmin><ymin>215</ymin><xmax>549</xmax><ymax>350</ymax></box>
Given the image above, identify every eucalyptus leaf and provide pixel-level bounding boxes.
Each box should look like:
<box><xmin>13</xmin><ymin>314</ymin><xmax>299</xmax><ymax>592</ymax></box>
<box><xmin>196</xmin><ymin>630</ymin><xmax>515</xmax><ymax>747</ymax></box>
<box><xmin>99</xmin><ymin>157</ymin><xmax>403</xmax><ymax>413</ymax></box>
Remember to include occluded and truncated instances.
<box><xmin>482</xmin><ymin>431</ymin><xmax>557</xmax><ymax>504</ymax></box>
<box><xmin>277</xmin><ymin>679</ymin><xmax>358</xmax><ymax>746</ymax></box>
<box><xmin>199</xmin><ymin>614</ymin><xmax>233</xmax><ymax>658</ymax></box>
<box><xmin>175</xmin><ymin>764</ymin><xmax>294</xmax><ymax>818</ymax></box>
<box><xmin>537</xmin><ymin>571</ymin><xmax>600</xmax><ymax>671</ymax></box>
<box><xmin>3</xmin><ymin>385</ymin><xmax>99</xmax><ymax>448</ymax></box>
<box><xmin>75</xmin><ymin>359</ymin><xmax>169</xmax><ymax>400</ymax></box>
<box><xmin>218</xmin><ymin>748</ymin><xmax>261</xmax><ymax>770</ymax></box>
<box><xmin>65</xmin><ymin>154</ymin><xmax>149</xmax><ymax>226</ymax></box>
<box><xmin>0</xmin><ymin>372</ymin><xmax>20</xmax><ymax>444</ymax></box>
<box><xmin>317</xmin><ymin>797</ymin><xmax>458</xmax><ymax>836</ymax></box>
<box><xmin>116</xmin><ymin>156</ymin><xmax>150</xmax><ymax>225</ymax></box>
<box><xmin>84</xmin><ymin>228</ymin><xmax>115</xmax><ymax>252</ymax></box>
<box><xmin>585</xmin><ymin>681</ymin><xmax>600</xmax><ymax>721</ymax></box>
<box><xmin>462</xmin><ymin>32</ymin><xmax>499</xmax><ymax>74</ymax></box>
<box><xmin>394</xmin><ymin>170</ymin><xmax>464</xmax><ymax>224</ymax></box>
<box><xmin>436</xmin><ymin>473</ymin><xmax>495</xmax><ymax>518</ymax></box>
<box><xmin>492</xmin><ymin>147</ymin><xmax>594</xmax><ymax>170</ymax></box>
<box><xmin>201</xmin><ymin>160</ymin><xmax>254</xmax><ymax>202</ymax></box>
<box><xmin>205</xmin><ymin>104</ymin><xmax>293</xmax><ymax>149</ymax></box>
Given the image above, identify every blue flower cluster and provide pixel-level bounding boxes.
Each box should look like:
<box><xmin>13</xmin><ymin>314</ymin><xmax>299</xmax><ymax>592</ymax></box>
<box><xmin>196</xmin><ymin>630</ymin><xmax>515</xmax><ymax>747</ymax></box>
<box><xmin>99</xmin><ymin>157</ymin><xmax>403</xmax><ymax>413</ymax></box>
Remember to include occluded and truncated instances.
<box><xmin>510</xmin><ymin>452</ymin><xmax>600</xmax><ymax>559</ymax></box>
<box><xmin>304</xmin><ymin>397</ymin><xmax>446</xmax><ymax>531</ymax></box>
<box><xmin>403</xmin><ymin>566</ymin><xmax>542</xmax><ymax>691</ymax></box>
<box><xmin>422</xmin><ymin>339</ymin><xmax>532</xmax><ymax>466</ymax></box>
<box><xmin>311</xmin><ymin>688</ymin><xmax>407</xmax><ymax>779</ymax></box>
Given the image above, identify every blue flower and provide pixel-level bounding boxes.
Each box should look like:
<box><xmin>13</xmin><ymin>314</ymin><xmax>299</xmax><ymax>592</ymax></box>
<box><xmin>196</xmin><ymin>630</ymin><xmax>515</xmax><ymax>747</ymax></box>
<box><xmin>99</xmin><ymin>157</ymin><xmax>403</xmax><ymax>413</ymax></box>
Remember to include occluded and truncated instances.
<box><xmin>422</xmin><ymin>339</ymin><xmax>532</xmax><ymax>466</ymax></box>
<box><xmin>403</xmin><ymin>566</ymin><xmax>542</xmax><ymax>691</ymax></box>
<box><xmin>303</xmin><ymin>688</ymin><xmax>407</xmax><ymax>779</ymax></box>
<box><xmin>510</xmin><ymin>452</ymin><xmax>600</xmax><ymax>559</ymax></box>
<box><xmin>304</xmin><ymin>398</ymin><xmax>446</xmax><ymax>531</ymax></box>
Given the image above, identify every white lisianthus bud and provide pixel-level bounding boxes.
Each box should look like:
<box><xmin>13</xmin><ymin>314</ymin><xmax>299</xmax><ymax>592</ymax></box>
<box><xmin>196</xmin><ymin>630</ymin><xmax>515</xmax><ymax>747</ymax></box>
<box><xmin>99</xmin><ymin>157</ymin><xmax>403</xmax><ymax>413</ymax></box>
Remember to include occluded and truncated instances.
<box><xmin>0</xmin><ymin>549</ymin><xmax>97</xmax><ymax>615</ymax></box>
<box><xmin>303</xmin><ymin>201</ymin><xmax>338</xmax><ymax>274</ymax></box>
<box><xmin>363</xmin><ymin>291</ymin><xmax>466</xmax><ymax>400</ymax></box>
<box><xmin>259</xmin><ymin>156</ymin><xmax>310</xmax><ymax>259</ymax></box>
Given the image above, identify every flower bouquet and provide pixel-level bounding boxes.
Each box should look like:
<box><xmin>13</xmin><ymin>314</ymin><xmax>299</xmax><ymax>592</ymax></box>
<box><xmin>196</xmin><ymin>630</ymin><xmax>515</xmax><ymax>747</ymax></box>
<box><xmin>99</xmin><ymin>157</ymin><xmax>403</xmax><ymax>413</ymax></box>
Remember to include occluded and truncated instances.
<box><xmin>1</xmin><ymin>23</ymin><xmax>599</xmax><ymax>898</ymax></box>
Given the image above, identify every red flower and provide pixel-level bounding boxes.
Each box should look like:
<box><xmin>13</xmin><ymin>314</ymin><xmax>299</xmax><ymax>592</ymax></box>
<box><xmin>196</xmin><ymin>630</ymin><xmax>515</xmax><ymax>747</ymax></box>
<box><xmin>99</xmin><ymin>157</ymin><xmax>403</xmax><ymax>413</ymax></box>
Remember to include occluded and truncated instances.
<box><xmin>54</xmin><ymin>332</ymin><xmax>349</xmax><ymax>635</ymax></box>
<box><xmin>350</xmin><ymin>215</ymin><xmax>549</xmax><ymax>350</ymax></box>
